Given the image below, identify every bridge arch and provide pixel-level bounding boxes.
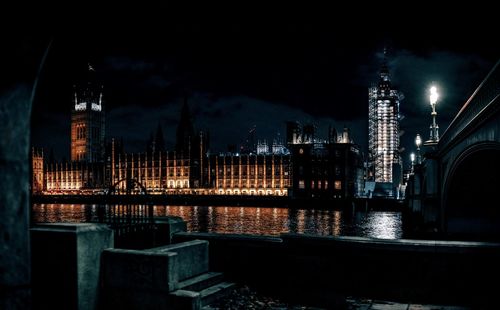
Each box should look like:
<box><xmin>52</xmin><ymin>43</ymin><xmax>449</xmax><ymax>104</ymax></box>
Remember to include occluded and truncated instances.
<box><xmin>442</xmin><ymin>141</ymin><xmax>500</xmax><ymax>239</ymax></box>
<box><xmin>108</xmin><ymin>178</ymin><xmax>148</xmax><ymax>195</ymax></box>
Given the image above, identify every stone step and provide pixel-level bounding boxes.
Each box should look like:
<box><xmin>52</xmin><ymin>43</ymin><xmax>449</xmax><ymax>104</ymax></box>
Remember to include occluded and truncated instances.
<box><xmin>178</xmin><ymin>272</ymin><xmax>224</xmax><ymax>292</ymax></box>
<box><xmin>200</xmin><ymin>281</ymin><xmax>236</xmax><ymax>307</ymax></box>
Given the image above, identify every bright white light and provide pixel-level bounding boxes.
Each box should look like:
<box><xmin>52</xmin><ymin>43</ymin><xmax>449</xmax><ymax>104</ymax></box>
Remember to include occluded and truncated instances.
<box><xmin>75</xmin><ymin>102</ymin><xmax>87</xmax><ymax>111</ymax></box>
<box><xmin>91</xmin><ymin>103</ymin><xmax>102</xmax><ymax>111</ymax></box>
<box><xmin>410</xmin><ymin>153</ymin><xmax>415</xmax><ymax>162</ymax></box>
<box><xmin>430</xmin><ymin>86</ymin><xmax>438</xmax><ymax>105</ymax></box>
<box><xmin>415</xmin><ymin>134</ymin><xmax>422</xmax><ymax>147</ymax></box>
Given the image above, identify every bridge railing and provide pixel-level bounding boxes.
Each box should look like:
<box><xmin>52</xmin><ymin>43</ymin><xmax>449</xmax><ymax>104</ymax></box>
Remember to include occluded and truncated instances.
<box><xmin>439</xmin><ymin>60</ymin><xmax>500</xmax><ymax>150</ymax></box>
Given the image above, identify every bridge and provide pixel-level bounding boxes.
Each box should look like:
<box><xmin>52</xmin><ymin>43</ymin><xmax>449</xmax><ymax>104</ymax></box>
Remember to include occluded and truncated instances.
<box><xmin>406</xmin><ymin>60</ymin><xmax>500</xmax><ymax>239</ymax></box>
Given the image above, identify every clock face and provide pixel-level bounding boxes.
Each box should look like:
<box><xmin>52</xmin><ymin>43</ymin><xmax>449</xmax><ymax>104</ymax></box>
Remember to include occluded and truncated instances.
<box><xmin>75</xmin><ymin>102</ymin><xmax>86</xmax><ymax>111</ymax></box>
<box><xmin>299</xmin><ymin>148</ymin><xmax>304</xmax><ymax>154</ymax></box>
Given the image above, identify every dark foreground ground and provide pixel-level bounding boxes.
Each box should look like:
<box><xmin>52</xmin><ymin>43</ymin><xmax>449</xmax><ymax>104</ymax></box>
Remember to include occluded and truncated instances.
<box><xmin>205</xmin><ymin>285</ymin><xmax>470</xmax><ymax>310</ymax></box>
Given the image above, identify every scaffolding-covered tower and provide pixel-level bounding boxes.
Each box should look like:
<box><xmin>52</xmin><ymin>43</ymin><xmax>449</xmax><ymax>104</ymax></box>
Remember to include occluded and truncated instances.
<box><xmin>368</xmin><ymin>51</ymin><xmax>403</xmax><ymax>184</ymax></box>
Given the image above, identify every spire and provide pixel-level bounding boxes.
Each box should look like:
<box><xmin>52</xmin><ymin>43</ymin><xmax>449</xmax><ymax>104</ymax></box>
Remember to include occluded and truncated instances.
<box><xmin>176</xmin><ymin>92</ymin><xmax>195</xmax><ymax>154</ymax></box>
<box><xmin>155</xmin><ymin>122</ymin><xmax>165</xmax><ymax>152</ymax></box>
<box><xmin>180</xmin><ymin>95</ymin><xmax>191</xmax><ymax>125</ymax></box>
<box><xmin>380</xmin><ymin>47</ymin><xmax>390</xmax><ymax>82</ymax></box>
<box><xmin>147</xmin><ymin>131</ymin><xmax>155</xmax><ymax>153</ymax></box>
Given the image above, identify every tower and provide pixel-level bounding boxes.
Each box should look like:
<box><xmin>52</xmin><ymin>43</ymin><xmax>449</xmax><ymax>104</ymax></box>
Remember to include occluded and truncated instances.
<box><xmin>71</xmin><ymin>64</ymin><xmax>105</xmax><ymax>163</ymax></box>
<box><xmin>175</xmin><ymin>95</ymin><xmax>195</xmax><ymax>157</ymax></box>
<box><xmin>368</xmin><ymin>50</ymin><xmax>403</xmax><ymax>184</ymax></box>
<box><xmin>31</xmin><ymin>148</ymin><xmax>45</xmax><ymax>193</ymax></box>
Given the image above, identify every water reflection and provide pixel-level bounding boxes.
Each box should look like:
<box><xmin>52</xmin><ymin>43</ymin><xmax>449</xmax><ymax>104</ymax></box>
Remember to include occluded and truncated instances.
<box><xmin>32</xmin><ymin>204</ymin><xmax>402</xmax><ymax>239</ymax></box>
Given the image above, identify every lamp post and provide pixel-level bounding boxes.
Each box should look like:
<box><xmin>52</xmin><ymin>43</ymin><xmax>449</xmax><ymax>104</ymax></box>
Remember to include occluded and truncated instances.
<box><xmin>415</xmin><ymin>134</ymin><xmax>422</xmax><ymax>164</ymax></box>
<box><xmin>429</xmin><ymin>86</ymin><xmax>439</xmax><ymax>142</ymax></box>
<box><xmin>410</xmin><ymin>152</ymin><xmax>415</xmax><ymax>173</ymax></box>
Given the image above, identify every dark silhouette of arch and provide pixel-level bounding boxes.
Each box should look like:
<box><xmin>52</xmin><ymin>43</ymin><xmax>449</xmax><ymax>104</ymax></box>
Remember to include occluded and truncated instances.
<box><xmin>443</xmin><ymin>142</ymin><xmax>500</xmax><ymax>239</ymax></box>
<box><xmin>108</xmin><ymin>178</ymin><xmax>148</xmax><ymax>195</ymax></box>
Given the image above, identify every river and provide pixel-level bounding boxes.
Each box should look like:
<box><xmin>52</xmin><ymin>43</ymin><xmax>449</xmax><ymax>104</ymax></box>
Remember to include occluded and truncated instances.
<box><xmin>32</xmin><ymin>203</ymin><xmax>403</xmax><ymax>239</ymax></box>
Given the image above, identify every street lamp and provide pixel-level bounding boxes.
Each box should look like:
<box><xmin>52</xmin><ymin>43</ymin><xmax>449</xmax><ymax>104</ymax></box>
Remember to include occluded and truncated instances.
<box><xmin>415</xmin><ymin>134</ymin><xmax>422</xmax><ymax>164</ymax></box>
<box><xmin>410</xmin><ymin>152</ymin><xmax>415</xmax><ymax>173</ymax></box>
<box><xmin>429</xmin><ymin>85</ymin><xmax>439</xmax><ymax>142</ymax></box>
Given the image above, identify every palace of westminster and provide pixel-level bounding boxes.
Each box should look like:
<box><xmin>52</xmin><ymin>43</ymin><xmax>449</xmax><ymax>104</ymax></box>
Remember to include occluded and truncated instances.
<box><xmin>31</xmin><ymin>66</ymin><xmax>365</xmax><ymax>199</ymax></box>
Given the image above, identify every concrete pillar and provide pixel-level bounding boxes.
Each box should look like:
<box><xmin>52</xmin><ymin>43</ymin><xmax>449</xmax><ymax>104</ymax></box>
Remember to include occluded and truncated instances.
<box><xmin>31</xmin><ymin>223</ymin><xmax>114</xmax><ymax>310</ymax></box>
<box><xmin>154</xmin><ymin>216</ymin><xmax>188</xmax><ymax>245</ymax></box>
<box><xmin>0</xmin><ymin>85</ymin><xmax>32</xmax><ymax>309</ymax></box>
<box><xmin>422</xmin><ymin>153</ymin><xmax>440</xmax><ymax>227</ymax></box>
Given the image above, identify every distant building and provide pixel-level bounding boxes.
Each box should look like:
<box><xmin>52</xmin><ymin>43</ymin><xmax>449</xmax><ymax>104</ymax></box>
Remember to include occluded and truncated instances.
<box><xmin>207</xmin><ymin>153</ymin><xmax>291</xmax><ymax>196</ymax></box>
<box><xmin>71</xmin><ymin>64</ymin><xmax>105</xmax><ymax>163</ymax></box>
<box><xmin>45</xmin><ymin>161</ymin><xmax>105</xmax><ymax>192</ymax></box>
<box><xmin>256</xmin><ymin>134</ymin><xmax>288</xmax><ymax>156</ymax></box>
<box><xmin>256</xmin><ymin>140</ymin><xmax>269</xmax><ymax>155</ymax></box>
<box><xmin>368</xmin><ymin>50</ymin><xmax>403</xmax><ymax>194</ymax></box>
<box><xmin>288</xmin><ymin>125</ymin><xmax>364</xmax><ymax>199</ymax></box>
<box><xmin>32</xmin><ymin>66</ymin><xmax>365</xmax><ymax>200</ymax></box>
<box><xmin>110</xmin><ymin>149</ymin><xmax>191</xmax><ymax>194</ymax></box>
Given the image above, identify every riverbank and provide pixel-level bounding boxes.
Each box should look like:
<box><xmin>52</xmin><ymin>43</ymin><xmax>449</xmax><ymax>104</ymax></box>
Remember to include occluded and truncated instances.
<box><xmin>32</xmin><ymin>194</ymin><xmax>403</xmax><ymax>211</ymax></box>
<box><xmin>173</xmin><ymin>232</ymin><xmax>500</xmax><ymax>308</ymax></box>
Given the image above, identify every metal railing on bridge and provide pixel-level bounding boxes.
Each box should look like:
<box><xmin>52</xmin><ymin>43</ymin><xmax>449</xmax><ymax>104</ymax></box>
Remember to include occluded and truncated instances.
<box><xmin>439</xmin><ymin>60</ymin><xmax>500</xmax><ymax>151</ymax></box>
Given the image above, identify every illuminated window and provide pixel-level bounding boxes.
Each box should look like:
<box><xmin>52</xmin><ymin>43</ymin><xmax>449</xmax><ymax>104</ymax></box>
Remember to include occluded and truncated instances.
<box><xmin>299</xmin><ymin>180</ymin><xmax>305</xmax><ymax>189</ymax></box>
<box><xmin>334</xmin><ymin>180</ymin><xmax>341</xmax><ymax>190</ymax></box>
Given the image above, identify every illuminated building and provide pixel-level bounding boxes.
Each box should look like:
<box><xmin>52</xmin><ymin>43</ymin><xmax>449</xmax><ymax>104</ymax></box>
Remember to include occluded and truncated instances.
<box><xmin>45</xmin><ymin>161</ymin><xmax>105</xmax><ymax>192</ymax></box>
<box><xmin>208</xmin><ymin>153</ymin><xmax>291</xmax><ymax>196</ymax></box>
<box><xmin>288</xmin><ymin>125</ymin><xmax>364</xmax><ymax>199</ymax></box>
<box><xmin>271</xmin><ymin>137</ymin><xmax>288</xmax><ymax>155</ymax></box>
<box><xmin>32</xmin><ymin>66</ymin><xmax>364</xmax><ymax>199</ymax></box>
<box><xmin>368</xmin><ymin>50</ymin><xmax>403</xmax><ymax>186</ymax></box>
<box><xmin>256</xmin><ymin>140</ymin><xmax>269</xmax><ymax>155</ymax></box>
<box><xmin>110</xmin><ymin>150</ymin><xmax>191</xmax><ymax>194</ymax></box>
<box><xmin>31</xmin><ymin>148</ymin><xmax>44</xmax><ymax>193</ymax></box>
<box><xmin>71</xmin><ymin>64</ymin><xmax>105</xmax><ymax>163</ymax></box>
<box><xmin>257</xmin><ymin>133</ymin><xmax>288</xmax><ymax>156</ymax></box>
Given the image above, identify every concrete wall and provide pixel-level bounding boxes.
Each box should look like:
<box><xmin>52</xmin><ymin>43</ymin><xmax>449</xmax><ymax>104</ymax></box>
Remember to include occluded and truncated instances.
<box><xmin>0</xmin><ymin>85</ymin><xmax>33</xmax><ymax>310</ymax></box>
<box><xmin>102</xmin><ymin>240</ymin><xmax>209</xmax><ymax>309</ymax></box>
<box><xmin>31</xmin><ymin>223</ymin><xmax>114</xmax><ymax>310</ymax></box>
<box><xmin>174</xmin><ymin>232</ymin><xmax>500</xmax><ymax>308</ymax></box>
<box><xmin>150</xmin><ymin>240</ymin><xmax>208</xmax><ymax>281</ymax></box>
<box><xmin>154</xmin><ymin>216</ymin><xmax>188</xmax><ymax>245</ymax></box>
<box><xmin>102</xmin><ymin>248</ymin><xmax>179</xmax><ymax>309</ymax></box>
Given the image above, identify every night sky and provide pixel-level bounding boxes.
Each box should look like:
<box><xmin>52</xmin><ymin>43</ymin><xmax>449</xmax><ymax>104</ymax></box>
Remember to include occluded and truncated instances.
<box><xmin>20</xmin><ymin>15</ymin><xmax>498</xmax><ymax>164</ymax></box>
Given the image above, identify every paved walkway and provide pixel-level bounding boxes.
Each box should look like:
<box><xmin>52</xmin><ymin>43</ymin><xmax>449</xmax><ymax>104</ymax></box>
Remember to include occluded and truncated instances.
<box><xmin>347</xmin><ymin>298</ymin><xmax>470</xmax><ymax>310</ymax></box>
<box><xmin>204</xmin><ymin>285</ymin><xmax>471</xmax><ymax>309</ymax></box>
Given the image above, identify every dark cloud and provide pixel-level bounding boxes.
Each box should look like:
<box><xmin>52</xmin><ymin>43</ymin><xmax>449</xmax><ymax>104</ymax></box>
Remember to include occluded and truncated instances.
<box><xmin>106</xmin><ymin>57</ymin><xmax>156</xmax><ymax>72</ymax></box>
<box><xmin>105</xmin><ymin>93</ymin><xmax>366</xmax><ymax>154</ymax></box>
<box><xmin>26</xmin><ymin>24</ymin><xmax>497</xmax><ymax>162</ymax></box>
